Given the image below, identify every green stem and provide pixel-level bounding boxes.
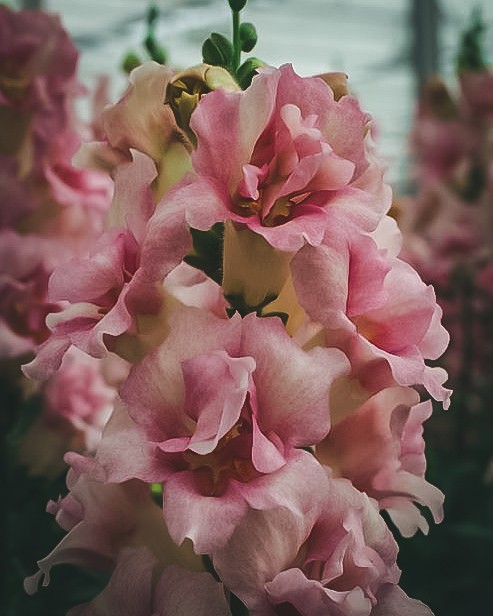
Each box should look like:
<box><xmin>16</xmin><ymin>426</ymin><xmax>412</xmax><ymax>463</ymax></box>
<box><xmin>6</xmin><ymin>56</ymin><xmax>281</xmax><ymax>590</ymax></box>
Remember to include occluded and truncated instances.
<box><xmin>232</xmin><ymin>10</ymin><xmax>241</xmax><ymax>71</ymax></box>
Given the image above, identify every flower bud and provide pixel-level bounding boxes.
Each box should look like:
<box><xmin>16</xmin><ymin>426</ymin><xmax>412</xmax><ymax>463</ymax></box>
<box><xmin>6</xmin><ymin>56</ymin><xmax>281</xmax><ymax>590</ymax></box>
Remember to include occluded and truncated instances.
<box><xmin>167</xmin><ymin>63</ymin><xmax>240</xmax><ymax>145</ymax></box>
<box><xmin>239</xmin><ymin>22</ymin><xmax>257</xmax><ymax>52</ymax></box>
<box><xmin>228</xmin><ymin>0</ymin><xmax>247</xmax><ymax>12</ymax></box>
<box><xmin>121</xmin><ymin>51</ymin><xmax>142</xmax><ymax>74</ymax></box>
<box><xmin>146</xmin><ymin>3</ymin><xmax>159</xmax><ymax>27</ymax></box>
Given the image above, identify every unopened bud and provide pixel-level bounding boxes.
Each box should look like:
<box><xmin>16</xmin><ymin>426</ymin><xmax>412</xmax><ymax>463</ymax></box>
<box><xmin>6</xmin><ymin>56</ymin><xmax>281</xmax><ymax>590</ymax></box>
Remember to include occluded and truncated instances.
<box><xmin>146</xmin><ymin>4</ymin><xmax>159</xmax><ymax>27</ymax></box>
<box><xmin>122</xmin><ymin>51</ymin><xmax>142</xmax><ymax>74</ymax></box>
<box><xmin>239</xmin><ymin>22</ymin><xmax>257</xmax><ymax>53</ymax></box>
<box><xmin>228</xmin><ymin>0</ymin><xmax>247</xmax><ymax>12</ymax></box>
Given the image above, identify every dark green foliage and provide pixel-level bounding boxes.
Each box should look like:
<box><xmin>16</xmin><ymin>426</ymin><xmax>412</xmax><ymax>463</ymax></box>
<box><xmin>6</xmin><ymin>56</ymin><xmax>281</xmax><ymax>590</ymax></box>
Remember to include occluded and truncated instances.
<box><xmin>200</xmin><ymin>1</ymin><xmax>265</xmax><ymax>89</ymax></box>
<box><xmin>1</xmin><ymin>372</ymin><xmax>107</xmax><ymax>615</ymax></box>
<box><xmin>456</xmin><ymin>7</ymin><xmax>487</xmax><ymax>72</ymax></box>
<box><xmin>184</xmin><ymin>223</ymin><xmax>224</xmax><ymax>286</ymax></box>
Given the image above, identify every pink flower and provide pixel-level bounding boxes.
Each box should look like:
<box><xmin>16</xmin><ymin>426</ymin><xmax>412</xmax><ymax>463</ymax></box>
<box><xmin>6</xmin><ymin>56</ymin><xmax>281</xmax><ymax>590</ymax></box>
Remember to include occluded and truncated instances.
<box><xmin>24</xmin><ymin>468</ymin><xmax>203</xmax><ymax>595</ymax></box>
<box><xmin>290</xmin><ymin>225</ymin><xmax>451</xmax><ymax>406</ymax></box>
<box><xmin>0</xmin><ymin>6</ymin><xmax>113</xmax><ymax>245</ymax></box>
<box><xmin>42</xmin><ymin>347</ymin><xmax>115</xmax><ymax>448</ymax></box>
<box><xmin>157</xmin><ymin>63</ymin><xmax>391</xmax><ymax>253</ymax></box>
<box><xmin>0</xmin><ymin>230</ymin><xmax>61</xmax><ymax>357</ymax></box>
<box><xmin>17</xmin><ymin>347</ymin><xmax>115</xmax><ymax>478</ymax></box>
<box><xmin>316</xmin><ymin>385</ymin><xmax>444</xmax><ymax>536</ymax></box>
<box><xmin>67</xmin><ymin>547</ymin><xmax>231</xmax><ymax>616</ymax></box>
<box><xmin>460</xmin><ymin>69</ymin><xmax>493</xmax><ymax>122</ymax></box>
<box><xmin>69</xmin><ymin>306</ymin><xmax>348</xmax><ymax>553</ymax></box>
<box><xmin>213</xmin><ymin>475</ymin><xmax>432</xmax><ymax>615</ymax></box>
<box><xmin>22</xmin><ymin>151</ymin><xmax>190</xmax><ymax>380</ymax></box>
<box><xmin>0</xmin><ymin>5</ymin><xmax>79</xmax><ymax>169</ymax></box>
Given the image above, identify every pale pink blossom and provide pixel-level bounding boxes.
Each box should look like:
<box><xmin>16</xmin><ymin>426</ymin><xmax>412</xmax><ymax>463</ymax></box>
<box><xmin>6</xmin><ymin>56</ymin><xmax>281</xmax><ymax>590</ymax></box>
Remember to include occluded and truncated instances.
<box><xmin>154</xmin><ymin>63</ymin><xmax>391</xmax><ymax>254</ymax></box>
<box><xmin>0</xmin><ymin>230</ymin><xmax>61</xmax><ymax>357</ymax></box>
<box><xmin>24</xmin><ymin>468</ymin><xmax>203</xmax><ymax>595</ymax></box>
<box><xmin>0</xmin><ymin>5</ymin><xmax>112</xmax><ymax>238</ymax></box>
<box><xmin>213</xmin><ymin>475</ymin><xmax>432</xmax><ymax>615</ymax></box>
<box><xmin>290</xmin><ymin>225</ymin><xmax>451</xmax><ymax>406</ymax></box>
<box><xmin>17</xmin><ymin>348</ymin><xmax>115</xmax><ymax>477</ymax></box>
<box><xmin>42</xmin><ymin>347</ymin><xmax>114</xmax><ymax>448</ymax></box>
<box><xmin>67</xmin><ymin>547</ymin><xmax>231</xmax><ymax>616</ymax></box>
<box><xmin>0</xmin><ymin>5</ymin><xmax>79</xmax><ymax>169</ymax></box>
<box><xmin>22</xmin><ymin>151</ymin><xmax>190</xmax><ymax>379</ymax></box>
<box><xmin>79</xmin><ymin>61</ymin><xmax>192</xmax><ymax>200</ymax></box>
<box><xmin>68</xmin><ymin>306</ymin><xmax>348</xmax><ymax>553</ymax></box>
<box><xmin>316</xmin><ymin>385</ymin><xmax>444</xmax><ymax>536</ymax></box>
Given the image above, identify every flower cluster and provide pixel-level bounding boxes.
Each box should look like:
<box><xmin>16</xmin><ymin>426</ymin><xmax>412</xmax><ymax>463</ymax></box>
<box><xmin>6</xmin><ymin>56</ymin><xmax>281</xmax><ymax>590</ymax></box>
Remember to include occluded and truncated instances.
<box><xmin>16</xmin><ymin>2</ymin><xmax>450</xmax><ymax>614</ymax></box>
<box><xmin>0</xmin><ymin>5</ymin><xmax>116</xmax><ymax>468</ymax></box>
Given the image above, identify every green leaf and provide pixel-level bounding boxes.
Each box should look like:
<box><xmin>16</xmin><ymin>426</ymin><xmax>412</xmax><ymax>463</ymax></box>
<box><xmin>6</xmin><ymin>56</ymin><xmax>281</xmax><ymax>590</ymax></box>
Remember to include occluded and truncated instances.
<box><xmin>202</xmin><ymin>33</ymin><xmax>234</xmax><ymax>68</ymax></box>
<box><xmin>236</xmin><ymin>57</ymin><xmax>265</xmax><ymax>89</ymax></box>
<box><xmin>202</xmin><ymin>33</ymin><xmax>234</xmax><ymax>69</ymax></box>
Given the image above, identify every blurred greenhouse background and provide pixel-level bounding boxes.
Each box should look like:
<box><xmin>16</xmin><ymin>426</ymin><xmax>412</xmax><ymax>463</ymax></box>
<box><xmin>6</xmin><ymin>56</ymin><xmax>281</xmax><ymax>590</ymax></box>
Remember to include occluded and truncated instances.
<box><xmin>12</xmin><ymin>0</ymin><xmax>493</xmax><ymax>190</ymax></box>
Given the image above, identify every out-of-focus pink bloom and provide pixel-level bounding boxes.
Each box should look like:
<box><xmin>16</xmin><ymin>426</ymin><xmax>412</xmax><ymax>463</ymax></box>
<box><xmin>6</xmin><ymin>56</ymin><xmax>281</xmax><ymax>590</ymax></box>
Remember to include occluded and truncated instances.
<box><xmin>316</xmin><ymin>385</ymin><xmax>444</xmax><ymax>536</ymax></box>
<box><xmin>68</xmin><ymin>306</ymin><xmax>348</xmax><ymax>553</ymax></box>
<box><xmin>0</xmin><ymin>230</ymin><xmax>61</xmax><ymax>357</ymax></box>
<box><xmin>18</xmin><ymin>347</ymin><xmax>116</xmax><ymax>477</ymax></box>
<box><xmin>290</xmin><ymin>226</ymin><xmax>451</xmax><ymax>407</ymax></box>
<box><xmin>400</xmin><ymin>68</ymin><xmax>493</xmax><ymax>389</ymax></box>
<box><xmin>0</xmin><ymin>5</ymin><xmax>79</xmax><ymax>167</ymax></box>
<box><xmin>67</xmin><ymin>547</ymin><xmax>231</xmax><ymax>616</ymax></box>
<box><xmin>24</xmin><ymin>468</ymin><xmax>203</xmax><ymax>595</ymax></box>
<box><xmin>22</xmin><ymin>151</ymin><xmax>190</xmax><ymax>379</ymax></box>
<box><xmin>213</xmin><ymin>475</ymin><xmax>432</xmax><ymax>616</ymax></box>
<box><xmin>0</xmin><ymin>6</ymin><xmax>113</xmax><ymax>240</ymax></box>
<box><xmin>411</xmin><ymin>117</ymin><xmax>476</xmax><ymax>182</ymax></box>
<box><xmin>0</xmin><ymin>156</ymin><xmax>37</xmax><ymax>227</ymax></box>
<box><xmin>460</xmin><ymin>70</ymin><xmax>493</xmax><ymax>122</ymax></box>
<box><xmin>42</xmin><ymin>347</ymin><xmax>114</xmax><ymax>449</ymax></box>
<box><xmin>156</xmin><ymin>63</ymin><xmax>391</xmax><ymax>253</ymax></box>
